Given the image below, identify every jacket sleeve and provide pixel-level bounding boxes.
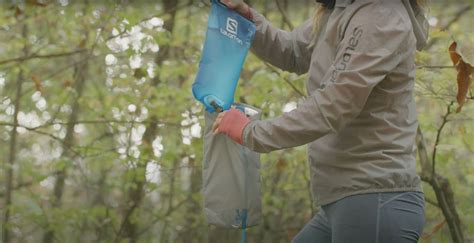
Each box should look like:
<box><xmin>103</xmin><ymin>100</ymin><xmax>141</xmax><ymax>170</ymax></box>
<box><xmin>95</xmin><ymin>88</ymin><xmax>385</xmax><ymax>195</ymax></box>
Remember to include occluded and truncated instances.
<box><xmin>243</xmin><ymin>7</ymin><xmax>411</xmax><ymax>153</ymax></box>
<box><xmin>250</xmin><ymin>8</ymin><xmax>314</xmax><ymax>75</ymax></box>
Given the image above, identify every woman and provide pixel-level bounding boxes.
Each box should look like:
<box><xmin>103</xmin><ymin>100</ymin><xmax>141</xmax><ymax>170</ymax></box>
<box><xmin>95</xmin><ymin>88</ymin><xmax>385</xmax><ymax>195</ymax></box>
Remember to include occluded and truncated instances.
<box><xmin>213</xmin><ymin>0</ymin><xmax>429</xmax><ymax>242</ymax></box>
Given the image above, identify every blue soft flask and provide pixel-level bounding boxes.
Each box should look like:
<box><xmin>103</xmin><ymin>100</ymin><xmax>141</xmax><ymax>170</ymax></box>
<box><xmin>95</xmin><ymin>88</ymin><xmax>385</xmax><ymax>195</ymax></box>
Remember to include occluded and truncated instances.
<box><xmin>192</xmin><ymin>0</ymin><xmax>256</xmax><ymax>113</ymax></box>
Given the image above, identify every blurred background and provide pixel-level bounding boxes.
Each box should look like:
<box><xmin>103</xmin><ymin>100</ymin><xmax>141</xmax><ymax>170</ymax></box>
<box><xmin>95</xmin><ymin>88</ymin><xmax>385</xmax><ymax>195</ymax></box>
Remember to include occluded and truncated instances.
<box><xmin>0</xmin><ymin>0</ymin><xmax>473</xmax><ymax>242</ymax></box>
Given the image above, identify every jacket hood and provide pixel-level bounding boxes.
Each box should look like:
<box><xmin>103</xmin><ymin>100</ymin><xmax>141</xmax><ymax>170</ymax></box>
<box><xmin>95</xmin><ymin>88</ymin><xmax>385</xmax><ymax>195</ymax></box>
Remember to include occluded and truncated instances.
<box><xmin>401</xmin><ymin>0</ymin><xmax>430</xmax><ymax>50</ymax></box>
<box><xmin>318</xmin><ymin>0</ymin><xmax>429</xmax><ymax>50</ymax></box>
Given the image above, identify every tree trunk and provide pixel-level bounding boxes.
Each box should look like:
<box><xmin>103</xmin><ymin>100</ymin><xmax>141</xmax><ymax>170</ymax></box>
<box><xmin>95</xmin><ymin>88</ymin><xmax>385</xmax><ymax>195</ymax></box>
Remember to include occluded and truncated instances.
<box><xmin>152</xmin><ymin>0</ymin><xmax>179</xmax><ymax>85</ymax></box>
<box><xmin>116</xmin><ymin>116</ymin><xmax>158</xmax><ymax>243</ymax></box>
<box><xmin>2</xmin><ymin>22</ymin><xmax>28</xmax><ymax>243</ymax></box>
<box><xmin>42</xmin><ymin>4</ymin><xmax>90</xmax><ymax>240</ymax></box>
<box><xmin>416</xmin><ymin>128</ymin><xmax>465</xmax><ymax>243</ymax></box>
<box><xmin>115</xmin><ymin>1</ymin><xmax>180</xmax><ymax>242</ymax></box>
<box><xmin>181</xmin><ymin>157</ymin><xmax>202</xmax><ymax>243</ymax></box>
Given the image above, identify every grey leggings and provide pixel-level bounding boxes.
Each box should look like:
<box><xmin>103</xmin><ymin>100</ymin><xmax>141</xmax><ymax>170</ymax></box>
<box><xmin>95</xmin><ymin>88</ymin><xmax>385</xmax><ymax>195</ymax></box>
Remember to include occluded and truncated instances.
<box><xmin>292</xmin><ymin>192</ymin><xmax>425</xmax><ymax>243</ymax></box>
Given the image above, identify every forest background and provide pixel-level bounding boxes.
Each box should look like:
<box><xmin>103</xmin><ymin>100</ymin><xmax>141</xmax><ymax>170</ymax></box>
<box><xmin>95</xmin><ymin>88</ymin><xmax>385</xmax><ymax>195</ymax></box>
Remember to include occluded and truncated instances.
<box><xmin>0</xmin><ymin>0</ymin><xmax>473</xmax><ymax>242</ymax></box>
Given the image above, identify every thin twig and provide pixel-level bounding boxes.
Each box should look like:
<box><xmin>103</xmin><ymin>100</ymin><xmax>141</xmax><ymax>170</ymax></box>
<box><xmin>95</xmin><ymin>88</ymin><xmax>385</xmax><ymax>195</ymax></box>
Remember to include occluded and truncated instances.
<box><xmin>432</xmin><ymin>101</ymin><xmax>454</xmax><ymax>181</ymax></box>
<box><xmin>275</xmin><ymin>0</ymin><xmax>294</xmax><ymax>29</ymax></box>
<box><xmin>425</xmin><ymin>5</ymin><xmax>472</xmax><ymax>49</ymax></box>
<box><xmin>417</xmin><ymin>65</ymin><xmax>455</xmax><ymax>69</ymax></box>
<box><xmin>0</xmin><ymin>49</ymin><xmax>87</xmax><ymax>66</ymax></box>
<box><xmin>264</xmin><ymin>63</ymin><xmax>307</xmax><ymax>98</ymax></box>
<box><xmin>417</xmin><ymin>128</ymin><xmax>465</xmax><ymax>242</ymax></box>
<box><xmin>136</xmin><ymin>199</ymin><xmax>188</xmax><ymax>237</ymax></box>
<box><xmin>425</xmin><ymin>197</ymin><xmax>440</xmax><ymax>208</ymax></box>
<box><xmin>105</xmin><ymin>1</ymin><xmax>191</xmax><ymax>42</ymax></box>
<box><xmin>0</xmin><ymin>120</ymin><xmax>181</xmax><ymax>130</ymax></box>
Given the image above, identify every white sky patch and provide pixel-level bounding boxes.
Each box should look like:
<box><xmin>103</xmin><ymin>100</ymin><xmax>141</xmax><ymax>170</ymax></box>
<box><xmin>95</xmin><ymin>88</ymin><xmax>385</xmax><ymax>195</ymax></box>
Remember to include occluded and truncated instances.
<box><xmin>182</xmin><ymin>137</ymin><xmax>191</xmax><ymax>145</ymax></box>
<box><xmin>141</xmin><ymin>106</ymin><xmax>149</xmax><ymax>118</ymax></box>
<box><xmin>17</xmin><ymin>127</ymin><xmax>27</xmax><ymax>134</ymax></box>
<box><xmin>190</xmin><ymin>123</ymin><xmax>201</xmax><ymax>138</ymax></box>
<box><xmin>148</xmin><ymin>42</ymin><xmax>160</xmax><ymax>53</ymax></box>
<box><xmin>149</xmin><ymin>17</ymin><xmax>164</xmax><ymax>28</ymax></box>
<box><xmin>147</xmin><ymin>62</ymin><xmax>155</xmax><ymax>78</ymax></box>
<box><xmin>59</xmin><ymin>0</ymin><xmax>69</xmax><ymax>7</ymax></box>
<box><xmin>6</xmin><ymin>105</ymin><xmax>15</xmax><ymax>116</ymax></box>
<box><xmin>146</xmin><ymin>161</ymin><xmax>161</xmax><ymax>184</ymax></box>
<box><xmin>180</xmin><ymin>157</ymin><xmax>192</xmax><ymax>190</ymax></box>
<box><xmin>28</xmin><ymin>35</ymin><xmax>38</xmax><ymax>44</ymax></box>
<box><xmin>428</xmin><ymin>17</ymin><xmax>438</xmax><ymax>27</ymax></box>
<box><xmin>128</xmin><ymin>104</ymin><xmax>137</xmax><ymax>113</ymax></box>
<box><xmin>129</xmin><ymin>26</ymin><xmax>145</xmax><ymax>52</ymax></box>
<box><xmin>36</xmin><ymin>98</ymin><xmax>47</xmax><ymax>111</ymax></box>
<box><xmin>18</xmin><ymin>111</ymin><xmax>42</xmax><ymax>128</ymax></box>
<box><xmin>31</xmin><ymin>143</ymin><xmax>62</xmax><ymax>165</ymax></box>
<box><xmin>58</xmin><ymin>128</ymin><xmax>67</xmax><ymax>139</ymax></box>
<box><xmin>112</xmin><ymin>28</ymin><xmax>120</xmax><ymax>36</ymax></box>
<box><xmin>180</xmin><ymin>109</ymin><xmax>202</xmax><ymax>144</ymax></box>
<box><xmin>2</xmin><ymin>97</ymin><xmax>11</xmax><ymax>106</ymax></box>
<box><xmin>60</xmin><ymin>104</ymin><xmax>72</xmax><ymax>114</ymax></box>
<box><xmin>105</xmin><ymin>54</ymin><xmax>118</xmax><ymax>65</ymax></box>
<box><xmin>129</xmin><ymin>55</ymin><xmax>142</xmax><ymax>69</ymax></box>
<box><xmin>181</xmin><ymin>118</ymin><xmax>192</xmax><ymax>126</ymax></box>
<box><xmin>74</xmin><ymin>124</ymin><xmax>86</xmax><ymax>134</ymax></box>
<box><xmin>106</xmin><ymin>17</ymin><xmax>162</xmax><ymax>77</ymax></box>
<box><xmin>112</xmin><ymin>107</ymin><xmax>122</xmax><ymax>120</ymax></box>
<box><xmin>42</xmin><ymin>111</ymin><xmax>51</xmax><ymax>121</ymax></box>
<box><xmin>106</xmin><ymin>67</ymin><xmax>115</xmax><ymax>77</ymax></box>
<box><xmin>131</xmin><ymin>125</ymin><xmax>146</xmax><ymax>145</ymax></box>
<box><xmin>117</xmin><ymin>147</ymin><xmax>127</xmax><ymax>155</ymax></box>
<box><xmin>107</xmin><ymin>35</ymin><xmax>130</xmax><ymax>53</ymax></box>
<box><xmin>31</xmin><ymin>91</ymin><xmax>41</xmax><ymax>102</ymax></box>
<box><xmin>40</xmin><ymin>176</ymin><xmax>55</xmax><ymax>189</ymax></box>
<box><xmin>181</xmin><ymin>127</ymin><xmax>191</xmax><ymax>145</ymax></box>
<box><xmin>0</xmin><ymin>72</ymin><xmax>5</xmax><ymax>88</ymax></box>
<box><xmin>282</xmin><ymin>102</ymin><xmax>297</xmax><ymax>113</ymax></box>
<box><xmin>93</xmin><ymin>10</ymin><xmax>101</xmax><ymax>19</ymax></box>
<box><xmin>152</xmin><ymin>136</ymin><xmax>164</xmax><ymax>158</ymax></box>
<box><xmin>130</xmin><ymin>146</ymin><xmax>141</xmax><ymax>159</ymax></box>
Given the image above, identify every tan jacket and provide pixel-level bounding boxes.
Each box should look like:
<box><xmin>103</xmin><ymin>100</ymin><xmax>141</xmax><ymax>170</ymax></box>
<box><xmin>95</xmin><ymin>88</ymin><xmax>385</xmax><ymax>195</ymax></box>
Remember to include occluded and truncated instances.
<box><xmin>243</xmin><ymin>0</ymin><xmax>429</xmax><ymax>206</ymax></box>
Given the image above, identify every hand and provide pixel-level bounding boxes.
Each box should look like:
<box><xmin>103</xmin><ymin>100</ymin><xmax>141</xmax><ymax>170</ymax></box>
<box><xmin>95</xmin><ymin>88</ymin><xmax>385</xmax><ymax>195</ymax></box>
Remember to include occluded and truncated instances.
<box><xmin>219</xmin><ymin>0</ymin><xmax>245</xmax><ymax>10</ymax></box>
<box><xmin>212</xmin><ymin>108</ymin><xmax>250</xmax><ymax>145</ymax></box>
<box><xmin>219</xmin><ymin>0</ymin><xmax>253</xmax><ymax>20</ymax></box>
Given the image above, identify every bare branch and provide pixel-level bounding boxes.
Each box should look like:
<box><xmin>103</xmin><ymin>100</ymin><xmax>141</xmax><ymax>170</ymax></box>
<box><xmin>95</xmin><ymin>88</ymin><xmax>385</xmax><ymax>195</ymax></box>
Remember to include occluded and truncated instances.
<box><xmin>264</xmin><ymin>63</ymin><xmax>307</xmax><ymax>98</ymax></box>
<box><xmin>432</xmin><ymin>101</ymin><xmax>454</xmax><ymax>177</ymax></box>
<box><xmin>417</xmin><ymin>65</ymin><xmax>455</xmax><ymax>69</ymax></box>
<box><xmin>0</xmin><ymin>49</ymin><xmax>87</xmax><ymax>66</ymax></box>
<box><xmin>417</xmin><ymin>128</ymin><xmax>465</xmax><ymax>243</ymax></box>
<box><xmin>425</xmin><ymin>197</ymin><xmax>440</xmax><ymax>208</ymax></box>
<box><xmin>275</xmin><ymin>0</ymin><xmax>294</xmax><ymax>29</ymax></box>
<box><xmin>136</xmin><ymin>199</ymin><xmax>187</xmax><ymax>236</ymax></box>
<box><xmin>425</xmin><ymin>5</ymin><xmax>472</xmax><ymax>50</ymax></box>
<box><xmin>0</xmin><ymin>119</ymin><xmax>180</xmax><ymax>131</ymax></box>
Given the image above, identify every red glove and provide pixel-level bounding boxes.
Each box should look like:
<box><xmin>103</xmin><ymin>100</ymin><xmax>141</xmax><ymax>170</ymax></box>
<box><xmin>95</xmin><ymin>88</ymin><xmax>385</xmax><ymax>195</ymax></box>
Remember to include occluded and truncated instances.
<box><xmin>212</xmin><ymin>108</ymin><xmax>250</xmax><ymax>144</ymax></box>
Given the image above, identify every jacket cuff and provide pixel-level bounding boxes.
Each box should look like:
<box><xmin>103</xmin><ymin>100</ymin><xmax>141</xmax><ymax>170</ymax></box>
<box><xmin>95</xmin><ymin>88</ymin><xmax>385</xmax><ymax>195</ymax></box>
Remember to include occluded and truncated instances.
<box><xmin>242</xmin><ymin>120</ymin><xmax>255</xmax><ymax>148</ymax></box>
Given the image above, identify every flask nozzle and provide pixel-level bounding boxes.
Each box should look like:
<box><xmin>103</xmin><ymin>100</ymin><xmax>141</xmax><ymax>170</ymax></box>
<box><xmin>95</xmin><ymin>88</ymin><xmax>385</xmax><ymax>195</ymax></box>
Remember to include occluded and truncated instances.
<box><xmin>210</xmin><ymin>100</ymin><xmax>223</xmax><ymax>113</ymax></box>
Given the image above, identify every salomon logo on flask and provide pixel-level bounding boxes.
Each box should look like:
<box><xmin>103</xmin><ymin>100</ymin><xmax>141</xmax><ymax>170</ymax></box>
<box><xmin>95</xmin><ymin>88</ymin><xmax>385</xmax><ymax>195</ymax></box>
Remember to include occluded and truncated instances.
<box><xmin>220</xmin><ymin>17</ymin><xmax>243</xmax><ymax>45</ymax></box>
<box><xmin>226</xmin><ymin>17</ymin><xmax>238</xmax><ymax>35</ymax></box>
